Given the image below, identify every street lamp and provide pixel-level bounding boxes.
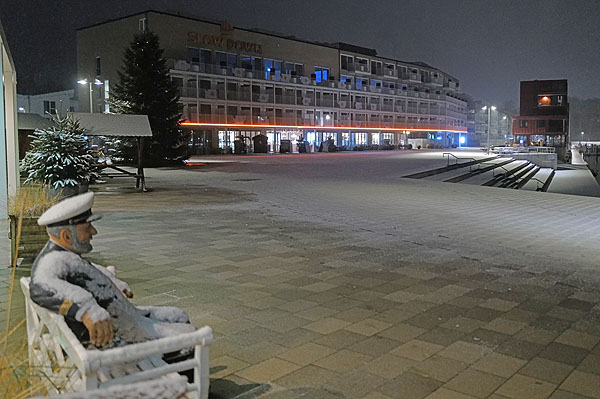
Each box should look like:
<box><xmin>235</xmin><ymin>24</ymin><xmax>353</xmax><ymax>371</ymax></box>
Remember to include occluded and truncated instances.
<box><xmin>482</xmin><ymin>105</ymin><xmax>496</xmax><ymax>154</ymax></box>
<box><xmin>581</xmin><ymin>131</ymin><xmax>584</xmax><ymax>146</ymax></box>
<box><xmin>77</xmin><ymin>78</ymin><xmax>102</xmax><ymax>113</ymax></box>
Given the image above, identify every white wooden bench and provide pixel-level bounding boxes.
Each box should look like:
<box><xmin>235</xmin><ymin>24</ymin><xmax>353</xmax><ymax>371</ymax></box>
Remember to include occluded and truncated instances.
<box><xmin>20</xmin><ymin>277</ymin><xmax>213</xmax><ymax>398</ymax></box>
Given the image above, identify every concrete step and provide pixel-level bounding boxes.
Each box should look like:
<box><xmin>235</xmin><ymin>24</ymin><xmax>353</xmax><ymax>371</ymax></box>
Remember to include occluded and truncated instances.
<box><xmin>443</xmin><ymin>157</ymin><xmax>515</xmax><ymax>183</ymax></box>
<box><xmin>423</xmin><ymin>157</ymin><xmax>509</xmax><ymax>182</ymax></box>
<box><xmin>481</xmin><ymin>160</ymin><xmax>531</xmax><ymax>187</ymax></box>
<box><xmin>521</xmin><ymin>168</ymin><xmax>554</xmax><ymax>191</ymax></box>
<box><xmin>403</xmin><ymin>156</ymin><xmax>497</xmax><ymax>179</ymax></box>
<box><xmin>507</xmin><ymin>165</ymin><xmax>540</xmax><ymax>189</ymax></box>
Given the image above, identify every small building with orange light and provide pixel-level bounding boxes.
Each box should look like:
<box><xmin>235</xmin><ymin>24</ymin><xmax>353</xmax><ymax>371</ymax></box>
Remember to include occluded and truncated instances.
<box><xmin>513</xmin><ymin>79</ymin><xmax>568</xmax><ymax>159</ymax></box>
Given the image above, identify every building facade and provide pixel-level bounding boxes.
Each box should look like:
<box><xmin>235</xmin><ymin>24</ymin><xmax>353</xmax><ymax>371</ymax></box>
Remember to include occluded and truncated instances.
<box><xmin>1</xmin><ymin>19</ymin><xmax>19</xmax><ymax>218</ymax></box>
<box><xmin>77</xmin><ymin>11</ymin><xmax>468</xmax><ymax>153</ymax></box>
<box><xmin>466</xmin><ymin>100</ymin><xmax>512</xmax><ymax>147</ymax></box>
<box><xmin>17</xmin><ymin>89</ymin><xmax>79</xmax><ymax>116</ymax></box>
<box><xmin>513</xmin><ymin>80</ymin><xmax>568</xmax><ymax>158</ymax></box>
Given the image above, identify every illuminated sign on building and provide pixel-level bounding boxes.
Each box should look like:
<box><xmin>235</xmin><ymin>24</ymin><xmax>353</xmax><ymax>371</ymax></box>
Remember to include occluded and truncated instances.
<box><xmin>187</xmin><ymin>22</ymin><xmax>263</xmax><ymax>54</ymax></box>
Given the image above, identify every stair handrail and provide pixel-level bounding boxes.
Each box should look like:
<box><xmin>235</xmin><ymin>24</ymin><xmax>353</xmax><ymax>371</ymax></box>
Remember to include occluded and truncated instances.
<box><xmin>442</xmin><ymin>152</ymin><xmax>476</xmax><ymax>167</ymax></box>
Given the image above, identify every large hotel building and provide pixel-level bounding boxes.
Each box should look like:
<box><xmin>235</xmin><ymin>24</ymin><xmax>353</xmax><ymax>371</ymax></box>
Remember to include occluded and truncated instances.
<box><xmin>77</xmin><ymin>11</ymin><xmax>468</xmax><ymax>153</ymax></box>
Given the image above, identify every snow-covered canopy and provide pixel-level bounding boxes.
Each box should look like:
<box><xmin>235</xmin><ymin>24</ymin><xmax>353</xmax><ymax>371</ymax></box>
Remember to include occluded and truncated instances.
<box><xmin>71</xmin><ymin>113</ymin><xmax>152</xmax><ymax>137</ymax></box>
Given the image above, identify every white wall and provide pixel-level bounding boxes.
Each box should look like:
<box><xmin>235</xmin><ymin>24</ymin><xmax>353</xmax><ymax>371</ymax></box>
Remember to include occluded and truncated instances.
<box><xmin>17</xmin><ymin>89</ymin><xmax>79</xmax><ymax>116</ymax></box>
<box><xmin>1</xmin><ymin>22</ymin><xmax>19</xmax><ymax>218</ymax></box>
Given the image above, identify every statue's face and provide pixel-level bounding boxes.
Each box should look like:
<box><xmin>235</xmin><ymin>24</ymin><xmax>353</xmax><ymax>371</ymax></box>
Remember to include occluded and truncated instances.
<box><xmin>72</xmin><ymin>222</ymin><xmax>97</xmax><ymax>254</ymax></box>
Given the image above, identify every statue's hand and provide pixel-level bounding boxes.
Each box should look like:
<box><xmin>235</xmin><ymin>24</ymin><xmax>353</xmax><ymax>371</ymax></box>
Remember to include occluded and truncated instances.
<box><xmin>82</xmin><ymin>313</ymin><xmax>114</xmax><ymax>347</ymax></box>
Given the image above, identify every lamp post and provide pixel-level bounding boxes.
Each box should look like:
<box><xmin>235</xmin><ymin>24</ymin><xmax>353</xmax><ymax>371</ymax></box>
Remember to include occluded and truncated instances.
<box><xmin>581</xmin><ymin>131</ymin><xmax>584</xmax><ymax>146</ymax></box>
<box><xmin>77</xmin><ymin>78</ymin><xmax>102</xmax><ymax>113</ymax></box>
<box><xmin>482</xmin><ymin>105</ymin><xmax>496</xmax><ymax>154</ymax></box>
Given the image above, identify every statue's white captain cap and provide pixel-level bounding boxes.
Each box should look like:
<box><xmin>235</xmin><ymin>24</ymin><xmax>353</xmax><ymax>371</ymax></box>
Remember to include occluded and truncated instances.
<box><xmin>38</xmin><ymin>192</ymin><xmax>102</xmax><ymax>227</ymax></box>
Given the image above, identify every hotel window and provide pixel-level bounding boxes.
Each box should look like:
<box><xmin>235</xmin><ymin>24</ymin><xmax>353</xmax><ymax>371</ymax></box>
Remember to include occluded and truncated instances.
<box><xmin>284</xmin><ymin>62</ymin><xmax>304</xmax><ymax>76</ymax></box>
<box><xmin>187</xmin><ymin>47</ymin><xmax>200</xmax><ymax>64</ymax></box>
<box><xmin>370</xmin><ymin>79</ymin><xmax>382</xmax><ymax>87</ymax></box>
<box><xmin>370</xmin><ymin>60</ymin><xmax>382</xmax><ymax>75</ymax></box>
<box><xmin>44</xmin><ymin>101</ymin><xmax>56</xmax><ymax>114</ymax></box>
<box><xmin>314</xmin><ymin>67</ymin><xmax>329</xmax><ymax>83</ymax></box>
<box><xmin>538</xmin><ymin>95</ymin><xmax>551</xmax><ymax>106</ymax></box>
<box><xmin>537</xmin><ymin>120</ymin><xmax>546</xmax><ymax>128</ymax></box>
<box><xmin>340</xmin><ymin>75</ymin><xmax>353</xmax><ymax>84</ymax></box>
<box><xmin>519</xmin><ymin>120</ymin><xmax>528</xmax><ymax>128</ymax></box>
<box><xmin>242</xmin><ymin>55</ymin><xmax>261</xmax><ymax>72</ymax></box>
<box><xmin>355</xmin><ymin>78</ymin><xmax>368</xmax><ymax>91</ymax></box>
<box><xmin>356</xmin><ymin>57</ymin><xmax>368</xmax><ymax>72</ymax></box>
<box><xmin>340</xmin><ymin>55</ymin><xmax>353</xmax><ymax>70</ymax></box>
<box><xmin>383</xmin><ymin>82</ymin><xmax>395</xmax><ymax>89</ymax></box>
<box><xmin>216</xmin><ymin>52</ymin><xmax>237</xmax><ymax>69</ymax></box>
<box><xmin>139</xmin><ymin>18</ymin><xmax>147</xmax><ymax>33</ymax></box>
<box><xmin>264</xmin><ymin>59</ymin><xmax>282</xmax><ymax>80</ymax></box>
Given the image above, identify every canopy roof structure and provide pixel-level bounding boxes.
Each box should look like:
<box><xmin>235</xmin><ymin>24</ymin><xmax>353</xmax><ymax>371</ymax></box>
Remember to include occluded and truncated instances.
<box><xmin>71</xmin><ymin>112</ymin><xmax>152</xmax><ymax>137</ymax></box>
<box><xmin>17</xmin><ymin>112</ymin><xmax>54</xmax><ymax>131</ymax></box>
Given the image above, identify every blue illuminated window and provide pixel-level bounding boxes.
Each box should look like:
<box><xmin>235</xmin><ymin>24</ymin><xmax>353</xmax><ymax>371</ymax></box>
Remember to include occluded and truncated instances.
<box><xmin>315</xmin><ymin>67</ymin><xmax>329</xmax><ymax>82</ymax></box>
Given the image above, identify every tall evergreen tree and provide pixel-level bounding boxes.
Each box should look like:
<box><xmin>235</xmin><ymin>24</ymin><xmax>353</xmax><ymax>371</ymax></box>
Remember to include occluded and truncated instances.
<box><xmin>110</xmin><ymin>30</ymin><xmax>183</xmax><ymax>165</ymax></box>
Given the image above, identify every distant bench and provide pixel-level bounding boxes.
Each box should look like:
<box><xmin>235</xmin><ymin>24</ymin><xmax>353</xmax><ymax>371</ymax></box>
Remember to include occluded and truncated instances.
<box><xmin>99</xmin><ymin>164</ymin><xmax>147</xmax><ymax>191</ymax></box>
<box><xmin>20</xmin><ymin>277</ymin><xmax>212</xmax><ymax>398</ymax></box>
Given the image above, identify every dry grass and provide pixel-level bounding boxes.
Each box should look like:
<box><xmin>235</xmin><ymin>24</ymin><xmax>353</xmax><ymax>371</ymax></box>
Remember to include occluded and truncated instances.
<box><xmin>1</xmin><ymin>186</ymin><xmax>55</xmax><ymax>397</ymax></box>
<box><xmin>8</xmin><ymin>184</ymin><xmax>58</xmax><ymax>218</ymax></box>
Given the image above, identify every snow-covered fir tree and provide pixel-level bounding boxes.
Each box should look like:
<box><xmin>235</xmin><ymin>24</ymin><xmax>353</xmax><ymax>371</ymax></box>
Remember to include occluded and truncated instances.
<box><xmin>20</xmin><ymin>113</ymin><xmax>99</xmax><ymax>189</ymax></box>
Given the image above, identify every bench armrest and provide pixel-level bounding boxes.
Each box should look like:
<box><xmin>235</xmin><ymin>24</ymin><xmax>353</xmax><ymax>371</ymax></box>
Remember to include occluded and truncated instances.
<box><xmin>85</xmin><ymin>326</ymin><xmax>213</xmax><ymax>371</ymax></box>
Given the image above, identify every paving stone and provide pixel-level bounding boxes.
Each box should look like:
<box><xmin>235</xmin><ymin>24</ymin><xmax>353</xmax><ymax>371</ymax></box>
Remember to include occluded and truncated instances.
<box><xmin>495</xmin><ymin>374</ymin><xmax>557</xmax><ymax>399</ymax></box>
<box><xmin>539</xmin><ymin>342</ymin><xmax>590</xmax><ymax>366</ymax></box>
<box><xmin>236</xmin><ymin>358</ymin><xmax>301</xmax><ymax>383</ymax></box>
<box><xmin>437</xmin><ymin>340</ymin><xmax>491</xmax><ymax>364</ymax></box>
<box><xmin>295</xmin><ymin>306</ymin><xmax>338</xmax><ymax>321</ymax></box>
<box><xmin>495</xmin><ymin>338</ymin><xmax>546</xmax><ymax>361</ymax></box>
<box><xmin>426</xmin><ymin>389</ymin><xmax>480</xmax><ymax>398</ymax></box>
<box><xmin>390</xmin><ymin>339</ymin><xmax>444</xmax><ymax>361</ymax></box>
<box><xmin>378</xmin><ymin>371</ymin><xmax>442</xmax><ymax>399</ymax></box>
<box><xmin>519</xmin><ymin>357</ymin><xmax>574</xmax><ymax>384</ymax></box>
<box><xmin>348</xmin><ymin>336</ymin><xmax>401</xmax><ymax>357</ymax></box>
<box><xmin>210</xmin><ymin>355</ymin><xmax>250</xmax><ymax>378</ymax></box>
<box><xmin>360</xmin><ymin>353</ymin><xmax>418</xmax><ymax>379</ymax></box>
<box><xmin>559</xmin><ymin>370</ymin><xmax>600</xmax><ymax>398</ymax></box>
<box><xmin>411</xmin><ymin>354</ymin><xmax>469</xmax><ymax>382</ymax></box>
<box><xmin>479</xmin><ymin>298</ymin><xmax>520</xmax><ymax>312</ymax></box>
<box><xmin>273</xmin><ymin>364</ymin><xmax>339</xmax><ymax>389</ymax></box>
<box><xmin>472</xmin><ymin>352</ymin><xmax>527</xmax><ymax>378</ymax></box>
<box><xmin>555</xmin><ymin>329</ymin><xmax>600</xmax><ymax>350</ymax></box>
<box><xmin>444</xmin><ymin>368</ymin><xmax>506</xmax><ymax>398</ymax></box>
<box><xmin>303</xmin><ymin>317</ymin><xmax>351</xmax><ymax>335</ymax></box>
<box><xmin>323</xmin><ymin>369</ymin><xmax>387</xmax><ymax>399</ymax></box>
<box><xmin>514</xmin><ymin>326</ymin><xmax>560</xmax><ymax>346</ymax></box>
<box><xmin>577</xmin><ymin>353</ymin><xmax>600</xmax><ymax>374</ymax></box>
<box><xmin>313</xmin><ymin>349</ymin><xmax>373</xmax><ymax>373</ymax></box>
<box><xmin>344</xmin><ymin>318</ymin><xmax>392</xmax><ymax>336</ymax></box>
<box><xmin>276</xmin><ymin>342</ymin><xmax>336</xmax><ymax>366</ymax></box>
<box><xmin>440</xmin><ymin>316</ymin><xmax>487</xmax><ymax>333</ymax></box>
<box><xmin>378</xmin><ymin>323</ymin><xmax>427</xmax><ymax>342</ymax></box>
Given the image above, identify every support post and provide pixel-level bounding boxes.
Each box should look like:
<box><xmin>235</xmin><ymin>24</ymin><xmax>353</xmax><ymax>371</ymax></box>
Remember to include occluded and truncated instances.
<box><xmin>136</xmin><ymin>137</ymin><xmax>146</xmax><ymax>191</ymax></box>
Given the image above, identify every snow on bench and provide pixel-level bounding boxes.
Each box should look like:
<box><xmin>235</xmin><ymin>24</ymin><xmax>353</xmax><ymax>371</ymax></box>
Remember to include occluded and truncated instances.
<box><xmin>20</xmin><ymin>277</ymin><xmax>213</xmax><ymax>399</ymax></box>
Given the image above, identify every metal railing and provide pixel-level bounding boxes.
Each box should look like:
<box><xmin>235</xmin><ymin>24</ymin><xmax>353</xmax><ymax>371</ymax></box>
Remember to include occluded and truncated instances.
<box><xmin>443</xmin><ymin>153</ymin><xmax>476</xmax><ymax>167</ymax></box>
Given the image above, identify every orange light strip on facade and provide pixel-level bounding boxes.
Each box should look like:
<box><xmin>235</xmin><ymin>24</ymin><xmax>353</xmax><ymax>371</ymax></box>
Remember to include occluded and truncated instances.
<box><xmin>180</xmin><ymin>122</ymin><xmax>468</xmax><ymax>134</ymax></box>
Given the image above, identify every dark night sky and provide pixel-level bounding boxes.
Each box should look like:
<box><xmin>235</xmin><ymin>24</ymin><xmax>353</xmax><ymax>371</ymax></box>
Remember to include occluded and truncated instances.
<box><xmin>1</xmin><ymin>0</ymin><xmax>599</xmax><ymax>106</ymax></box>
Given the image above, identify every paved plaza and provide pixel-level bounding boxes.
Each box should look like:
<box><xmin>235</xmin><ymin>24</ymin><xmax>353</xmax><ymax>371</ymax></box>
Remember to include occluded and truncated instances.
<box><xmin>3</xmin><ymin>150</ymin><xmax>600</xmax><ymax>398</ymax></box>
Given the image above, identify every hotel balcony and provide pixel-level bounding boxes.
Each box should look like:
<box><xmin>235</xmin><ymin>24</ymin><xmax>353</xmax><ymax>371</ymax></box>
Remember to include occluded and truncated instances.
<box><xmin>184</xmin><ymin>113</ymin><xmax>462</xmax><ymax>132</ymax></box>
<box><xmin>171</xmin><ymin>62</ymin><xmax>466</xmax><ymax>109</ymax></box>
